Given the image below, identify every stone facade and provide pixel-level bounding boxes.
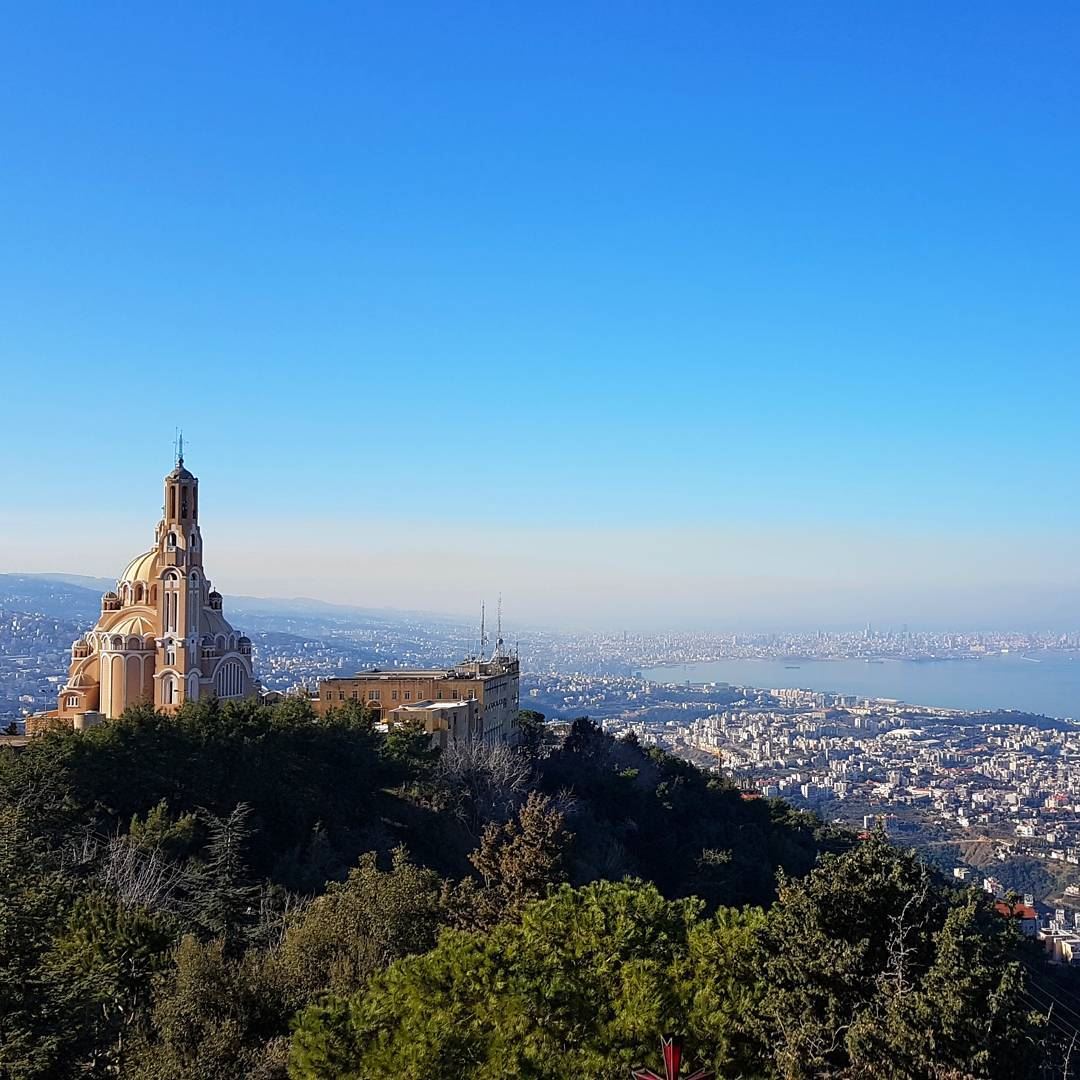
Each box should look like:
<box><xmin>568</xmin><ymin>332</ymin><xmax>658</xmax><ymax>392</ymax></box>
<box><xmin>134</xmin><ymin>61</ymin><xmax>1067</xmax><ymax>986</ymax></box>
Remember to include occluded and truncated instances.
<box><xmin>315</xmin><ymin>656</ymin><xmax>520</xmax><ymax>744</ymax></box>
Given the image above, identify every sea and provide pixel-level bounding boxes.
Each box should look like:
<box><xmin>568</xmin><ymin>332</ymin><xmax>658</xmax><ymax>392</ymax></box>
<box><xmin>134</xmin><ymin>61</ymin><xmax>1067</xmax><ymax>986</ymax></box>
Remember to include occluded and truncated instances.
<box><xmin>640</xmin><ymin>652</ymin><xmax>1080</xmax><ymax>721</ymax></box>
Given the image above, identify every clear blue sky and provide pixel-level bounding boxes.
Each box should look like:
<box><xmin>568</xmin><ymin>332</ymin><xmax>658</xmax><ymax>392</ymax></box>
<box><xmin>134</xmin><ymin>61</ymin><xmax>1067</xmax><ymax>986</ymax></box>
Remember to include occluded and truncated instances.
<box><xmin>2</xmin><ymin>3</ymin><xmax>1078</xmax><ymax>628</ymax></box>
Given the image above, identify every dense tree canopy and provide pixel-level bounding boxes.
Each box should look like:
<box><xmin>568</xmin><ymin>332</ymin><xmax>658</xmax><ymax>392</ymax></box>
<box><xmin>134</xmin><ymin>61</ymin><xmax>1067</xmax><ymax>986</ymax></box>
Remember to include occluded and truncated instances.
<box><xmin>290</xmin><ymin>836</ymin><xmax>1045</xmax><ymax>1080</ymax></box>
<box><xmin>0</xmin><ymin>699</ymin><xmax>1069</xmax><ymax>1078</ymax></box>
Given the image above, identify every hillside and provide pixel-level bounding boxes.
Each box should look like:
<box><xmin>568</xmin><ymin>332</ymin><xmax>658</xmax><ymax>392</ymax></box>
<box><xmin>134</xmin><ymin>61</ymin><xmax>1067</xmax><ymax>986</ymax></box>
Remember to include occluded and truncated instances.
<box><xmin>0</xmin><ymin>699</ymin><xmax>1072</xmax><ymax>1078</ymax></box>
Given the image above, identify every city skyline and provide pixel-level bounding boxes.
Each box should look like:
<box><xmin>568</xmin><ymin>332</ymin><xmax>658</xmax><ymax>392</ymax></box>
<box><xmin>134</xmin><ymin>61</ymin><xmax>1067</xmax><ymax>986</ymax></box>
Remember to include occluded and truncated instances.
<box><xmin>3</xmin><ymin>3</ymin><xmax>1079</xmax><ymax>628</ymax></box>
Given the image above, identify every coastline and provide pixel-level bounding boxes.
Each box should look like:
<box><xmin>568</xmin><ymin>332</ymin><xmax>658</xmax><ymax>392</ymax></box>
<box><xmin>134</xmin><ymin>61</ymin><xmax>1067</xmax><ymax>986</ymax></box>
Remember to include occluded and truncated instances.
<box><xmin>638</xmin><ymin>654</ymin><xmax>1079</xmax><ymax>723</ymax></box>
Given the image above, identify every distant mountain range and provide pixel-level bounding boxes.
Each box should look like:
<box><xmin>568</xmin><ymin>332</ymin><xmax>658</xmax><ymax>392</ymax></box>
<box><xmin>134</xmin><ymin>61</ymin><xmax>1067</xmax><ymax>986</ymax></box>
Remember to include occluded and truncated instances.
<box><xmin>0</xmin><ymin>573</ymin><xmax>473</xmax><ymax>629</ymax></box>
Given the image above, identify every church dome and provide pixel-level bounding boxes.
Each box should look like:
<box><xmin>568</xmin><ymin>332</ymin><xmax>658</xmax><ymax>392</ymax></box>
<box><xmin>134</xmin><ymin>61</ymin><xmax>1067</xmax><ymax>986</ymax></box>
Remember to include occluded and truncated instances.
<box><xmin>110</xmin><ymin>614</ymin><xmax>156</xmax><ymax>637</ymax></box>
<box><xmin>119</xmin><ymin>549</ymin><xmax>160</xmax><ymax>584</ymax></box>
<box><xmin>68</xmin><ymin>673</ymin><xmax>93</xmax><ymax>689</ymax></box>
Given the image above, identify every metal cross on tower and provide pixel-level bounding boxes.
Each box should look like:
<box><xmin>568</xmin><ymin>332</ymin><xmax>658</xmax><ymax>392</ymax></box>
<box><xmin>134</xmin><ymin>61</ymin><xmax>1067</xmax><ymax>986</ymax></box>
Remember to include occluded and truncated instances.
<box><xmin>631</xmin><ymin>1036</ymin><xmax>713</xmax><ymax>1080</ymax></box>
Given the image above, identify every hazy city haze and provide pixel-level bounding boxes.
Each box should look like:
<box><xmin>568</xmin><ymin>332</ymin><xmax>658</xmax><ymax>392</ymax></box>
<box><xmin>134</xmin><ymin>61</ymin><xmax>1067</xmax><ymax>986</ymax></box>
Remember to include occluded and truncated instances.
<box><xmin>5</xmin><ymin>499</ymin><xmax>1080</xmax><ymax>630</ymax></box>
<box><xmin>2</xmin><ymin>3</ymin><xmax>1078</xmax><ymax>629</ymax></box>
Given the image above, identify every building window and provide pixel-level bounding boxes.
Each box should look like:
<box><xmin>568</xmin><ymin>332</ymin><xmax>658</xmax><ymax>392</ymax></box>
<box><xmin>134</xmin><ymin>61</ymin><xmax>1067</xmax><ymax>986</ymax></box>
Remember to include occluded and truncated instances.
<box><xmin>324</xmin><ymin>691</ymin><xmax>331</xmax><ymax>701</ymax></box>
<box><xmin>351</xmin><ymin>690</ymin><xmax>358</xmax><ymax>700</ymax></box>
<box><xmin>391</xmin><ymin>690</ymin><xmax>398</xmax><ymax>701</ymax></box>
<box><xmin>338</xmin><ymin>691</ymin><xmax>345</xmax><ymax>701</ymax></box>
<box><xmin>437</xmin><ymin>691</ymin><xmax>443</xmax><ymax>699</ymax></box>
<box><xmin>163</xmin><ymin>677</ymin><xmax>176</xmax><ymax>705</ymax></box>
<box><xmin>66</xmin><ymin>695</ymin><xmax>78</xmax><ymax>708</ymax></box>
<box><xmin>214</xmin><ymin>660</ymin><xmax>245</xmax><ymax>698</ymax></box>
<box><xmin>404</xmin><ymin>691</ymin><xmax>411</xmax><ymax>701</ymax></box>
<box><xmin>368</xmin><ymin>690</ymin><xmax>380</xmax><ymax>702</ymax></box>
<box><xmin>452</xmin><ymin>690</ymin><xmax>459</xmax><ymax>700</ymax></box>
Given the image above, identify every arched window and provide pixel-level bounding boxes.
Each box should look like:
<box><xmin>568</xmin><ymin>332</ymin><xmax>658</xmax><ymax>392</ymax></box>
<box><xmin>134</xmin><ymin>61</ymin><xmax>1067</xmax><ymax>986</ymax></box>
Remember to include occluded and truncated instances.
<box><xmin>163</xmin><ymin>677</ymin><xmax>176</xmax><ymax>706</ymax></box>
<box><xmin>188</xmin><ymin>575</ymin><xmax>199</xmax><ymax>633</ymax></box>
<box><xmin>214</xmin><ymin>660</ymin><xmax>245</xmax><ymax>699</ymax></box>
<box><xmin>167</xmin><ymin>531</ymin><xmax>177</xmax><ymax>549</ymax></box>
<box><xmin>163</xmin><ymin>571</ymin><xmax>181</xmax><ymax>633</ymax></box>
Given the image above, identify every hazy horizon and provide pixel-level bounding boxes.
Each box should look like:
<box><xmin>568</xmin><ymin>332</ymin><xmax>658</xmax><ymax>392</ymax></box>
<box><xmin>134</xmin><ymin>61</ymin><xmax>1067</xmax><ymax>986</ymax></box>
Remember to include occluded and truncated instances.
<box><xmin>4</xmin><ymin>496</ymin><xmax>1079</xmax><ymax>634</ymax></box>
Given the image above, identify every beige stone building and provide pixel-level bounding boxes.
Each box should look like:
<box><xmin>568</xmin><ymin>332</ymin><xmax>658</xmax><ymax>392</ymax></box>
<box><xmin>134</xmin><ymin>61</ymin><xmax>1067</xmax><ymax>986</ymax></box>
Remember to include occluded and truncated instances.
<box><xmin>26</xmin><ymin>454</ymin><xmax>255</xmax><ymax>734</ymax></box>
<box><xmin>315</xmin><ymin>655</ymin><xmax>520</xmax><ymax>744</ymax></box>
<box><xmin>388</xmin><ymin>699</ymin><xmax>481</xmax><ymax>749</ymax></box>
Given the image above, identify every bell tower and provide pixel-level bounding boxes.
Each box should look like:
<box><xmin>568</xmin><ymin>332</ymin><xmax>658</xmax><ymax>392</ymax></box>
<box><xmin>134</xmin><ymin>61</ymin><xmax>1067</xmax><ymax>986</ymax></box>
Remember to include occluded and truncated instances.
<box><xmin>153</xmin><ymin>435</ymin><xmax>208</xmax><ymax>708</ymax></box>
<box><xmin>156</xmin><ymin>434</ymin><xmax>204</xmax><ymax>572</ymax></box>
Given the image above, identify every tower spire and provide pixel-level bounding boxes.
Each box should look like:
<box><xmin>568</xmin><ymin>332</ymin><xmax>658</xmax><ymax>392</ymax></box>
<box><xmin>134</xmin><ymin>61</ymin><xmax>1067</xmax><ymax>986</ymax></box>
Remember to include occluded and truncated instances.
<box><xmin>176</xmin><ymin>429</ymin><xmax>184</xmax><ymax>467</ymax></box>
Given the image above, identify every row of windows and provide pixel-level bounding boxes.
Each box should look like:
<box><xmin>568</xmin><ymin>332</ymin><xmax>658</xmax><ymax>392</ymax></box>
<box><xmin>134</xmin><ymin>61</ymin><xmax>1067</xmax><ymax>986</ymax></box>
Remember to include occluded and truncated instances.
<box><xmin>165</xmin><ymin>531</ymin><xmax>199</xmax><ymax>551</ymax></box>
<box><xmin>323</xmin><ymin>686</ymin><xmax>479</xmax><ymax>704</ymax></box>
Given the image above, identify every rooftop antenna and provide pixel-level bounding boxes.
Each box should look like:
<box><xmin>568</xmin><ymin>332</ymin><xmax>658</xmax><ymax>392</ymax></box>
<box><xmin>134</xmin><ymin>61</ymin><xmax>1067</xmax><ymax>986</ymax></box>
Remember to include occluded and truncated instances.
<box><xmin>495</xmin><ymin>593</ymin><xmax>504</xmax><ymax>658</ymax></box>
<box><xmin>479</xmin><ymin>602</ymin><xmax>487</xmax><ymax>661</ymax></box>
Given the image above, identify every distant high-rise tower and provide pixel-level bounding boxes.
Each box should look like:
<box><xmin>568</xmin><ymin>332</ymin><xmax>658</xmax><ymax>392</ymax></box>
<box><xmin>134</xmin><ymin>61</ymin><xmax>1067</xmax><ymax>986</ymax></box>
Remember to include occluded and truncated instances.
<box><xmin>27</xmin><ymin>454</ymin><xmax>255</xmax><ymax>732</ymax></box>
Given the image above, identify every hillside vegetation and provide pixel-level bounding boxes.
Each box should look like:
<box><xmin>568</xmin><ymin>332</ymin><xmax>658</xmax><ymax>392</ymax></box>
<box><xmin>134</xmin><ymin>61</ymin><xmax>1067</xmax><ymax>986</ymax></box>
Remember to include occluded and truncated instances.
<box><xmin>0</xmin><ymin>697</ymin><xmax>1070</xmax><ymax>1078</ymax></box>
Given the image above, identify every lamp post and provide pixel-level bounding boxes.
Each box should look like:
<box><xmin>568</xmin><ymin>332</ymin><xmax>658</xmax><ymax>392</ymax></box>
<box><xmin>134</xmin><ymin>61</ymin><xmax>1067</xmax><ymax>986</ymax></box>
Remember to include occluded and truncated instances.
<box><xmin>631</xmin><ymin>1035</ymin><xmax>713</xmax><ymax>1080</ymax></box>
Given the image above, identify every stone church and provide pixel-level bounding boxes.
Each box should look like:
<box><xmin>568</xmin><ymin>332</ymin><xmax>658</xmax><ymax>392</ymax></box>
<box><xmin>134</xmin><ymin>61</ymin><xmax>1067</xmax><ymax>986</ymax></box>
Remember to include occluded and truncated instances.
<box><xmin>27</xmin><ymin>452</ymin><xmax>254</xmax><ymax>733</ymax></box>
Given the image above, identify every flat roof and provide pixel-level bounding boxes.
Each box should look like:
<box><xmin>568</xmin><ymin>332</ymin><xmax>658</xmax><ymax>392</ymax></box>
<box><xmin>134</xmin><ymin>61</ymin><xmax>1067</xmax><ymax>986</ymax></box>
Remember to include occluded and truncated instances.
<box><xmin>325</xmin><ymin>669</ymin><xmax>458</xmax><ymax>681</ymax></box>
<box><xmin>395</xmin><ymin>699</ymin><xmax>472</xmax><ymax>712</ymax></box>
<box><xmin>324</xmin><ymin>667</ymin><xmax>506</xmax><ymax>682</ymax></box>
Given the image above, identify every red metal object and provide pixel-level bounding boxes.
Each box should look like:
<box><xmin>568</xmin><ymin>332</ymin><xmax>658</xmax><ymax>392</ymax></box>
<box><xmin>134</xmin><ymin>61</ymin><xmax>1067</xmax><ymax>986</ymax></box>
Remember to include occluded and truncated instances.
<box><xmin>631</xmin><ymin>1035</ymin><xmax>713</xmax><ymax>1080</ymax></box>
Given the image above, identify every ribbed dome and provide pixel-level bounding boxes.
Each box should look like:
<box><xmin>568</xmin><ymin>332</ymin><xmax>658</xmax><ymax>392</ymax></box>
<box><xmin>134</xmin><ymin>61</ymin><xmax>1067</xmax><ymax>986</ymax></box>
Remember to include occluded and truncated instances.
<box><xmin>68</xmin><ymin>673</ymin><xmax>93</xmax><ymax>689</ymax></box>
<box><xmin>109</xmin><ymin>614</ymin><xmax>156</xmax><ymax>637</ymax></box>
<box><xmin>119</xmin><ymin>549</ymin><xmax>160</xmax><ymax>584</ymax></box>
